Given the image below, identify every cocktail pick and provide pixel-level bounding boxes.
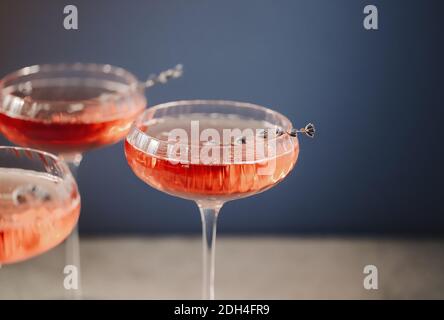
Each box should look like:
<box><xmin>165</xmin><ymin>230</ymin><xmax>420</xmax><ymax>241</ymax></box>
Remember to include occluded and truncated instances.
<box><xmin>288</xmin><ymin>123</ymin><xmax>316</xmax><ymax>138</ymax></box>
<box><xmin>143</xmin><ymin>64</ymin><xmax>184</xmax><ymax>88</ymax></box>
<box><xmin>257</xmin><ymin>123</ymin><xmax>316</xmax><ymax>139</ymax></box>
<box><xmin>235</xmin><ymin>123</ymin><xmax>315</xmax><ymax>145</ymax></box>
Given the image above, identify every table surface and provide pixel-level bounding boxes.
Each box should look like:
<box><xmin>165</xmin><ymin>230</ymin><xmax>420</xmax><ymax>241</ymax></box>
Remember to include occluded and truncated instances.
<box><xmin>1</xmin><ymin>237</ymin><xmax>443</xmax><ymax>299</ymax></box>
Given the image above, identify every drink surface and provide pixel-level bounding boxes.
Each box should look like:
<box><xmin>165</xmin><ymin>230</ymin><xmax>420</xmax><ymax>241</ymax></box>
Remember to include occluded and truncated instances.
<box><xmin>0</xmin><ymin>85</ymin><xmax>145</xmax><ymax>153</ymax></box>
<box><xmin>0</xmin><ymin>168</ymin><xmax>80</xmax><ymax>264</ymax></box>
<box><xmin>125</xmin><ymin>113</ymin><xmax>299</xmax><ymax>201</ymax></box>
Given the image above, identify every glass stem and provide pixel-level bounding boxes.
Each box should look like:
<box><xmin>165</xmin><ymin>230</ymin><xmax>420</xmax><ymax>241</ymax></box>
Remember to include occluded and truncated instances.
<box><xmin>197</xmin><ymin>201</ymin><xmax>223</xmax><ymax>300</ymax></box>
<box><xmin>61</xmin><ymin>153</ymin><xmax>83</xmax><ymax>299</ymax></box>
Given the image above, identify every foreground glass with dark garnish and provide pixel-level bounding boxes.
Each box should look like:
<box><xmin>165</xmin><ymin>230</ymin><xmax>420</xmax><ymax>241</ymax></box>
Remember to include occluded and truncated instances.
<box><xmin>0</xmin><ymin>63</ymin><xmax>182</xmax><ymax>298</ymax></box>
<box><xmin>0</xmin><ymin>146</ymin><xmax>80</xmax><ymax>264</ymax></box>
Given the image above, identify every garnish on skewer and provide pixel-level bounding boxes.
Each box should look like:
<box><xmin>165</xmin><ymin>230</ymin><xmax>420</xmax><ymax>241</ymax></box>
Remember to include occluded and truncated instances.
<box><xmin>144</xmin><ymin>64</ymin><xmax>184</xmax><ymax>88</ymax></box>
<box><xmin>0</xmin><ymin>184</ymin><xmax>52</xmax><ymax>206</ymax></box>
<box><xmin>289</xmin><ymin>123</ymin><xmax>316</xmax><ymax>138</ymax></box>
<box><xmin>12</xmin><ymin>184</ymin><xmax>51</xmax><ymax>206</ymax></box>
<box><xmin>235</xmin><ymin>123</ymin><xmax>316</xmax><ymax>144</ymax></box>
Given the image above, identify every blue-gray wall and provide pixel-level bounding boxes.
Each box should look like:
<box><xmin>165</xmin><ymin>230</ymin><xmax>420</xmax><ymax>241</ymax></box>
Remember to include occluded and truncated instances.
<box><xmin>0</xmin><ymin>0</ymin><xmax>443</xmax><ymax>235</ymax></box>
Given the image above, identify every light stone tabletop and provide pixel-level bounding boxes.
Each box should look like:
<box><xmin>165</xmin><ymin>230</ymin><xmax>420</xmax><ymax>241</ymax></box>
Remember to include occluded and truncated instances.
<box><xmin>1</xmin><ymin>237</ymin><xmax>443</xmax><ymax>299</ymax></box>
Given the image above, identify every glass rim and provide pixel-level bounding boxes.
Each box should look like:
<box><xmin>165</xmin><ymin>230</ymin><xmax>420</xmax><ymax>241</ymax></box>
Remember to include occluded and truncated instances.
<box><xmin>128</xmin><ymin>99</ymin><xmax>296</xmax><ymax>151</ymax></box>
<box><xmin>0</xmin><ymin>62</ymin><xmax>140</xmax><ymax>88</ymax></box>
<box><xmin>0</xmin><ymin>145</ymin><xmax>73</xmax><ymax>178</ymax></box>
<box><xmin>0</xmin><ymin>63</ymin><xmax>143</xmax><ymax>120</ymax></box>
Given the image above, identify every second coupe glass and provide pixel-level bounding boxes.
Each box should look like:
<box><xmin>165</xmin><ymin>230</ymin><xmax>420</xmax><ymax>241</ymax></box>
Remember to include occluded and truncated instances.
<box><xmin>0</xmin><ymin>63</ymin><xmax>181</xmax><ymax>298</ymax></box>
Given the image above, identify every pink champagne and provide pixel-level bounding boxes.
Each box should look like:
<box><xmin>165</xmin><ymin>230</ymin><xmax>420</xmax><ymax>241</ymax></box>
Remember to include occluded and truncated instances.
<box><xmin>0</xmin><ymin>85</ymin><xmax>145</xmax><ymax>153</ymax></box>
<box><xmin>0</xmin><ymin>168</ymin><xmax>80</xmax><ymax>264</ymax></box>
<box><xmin>125</xmin><ymin>113</ymin><xmax>299</xmax><ymax>201</ymax></box>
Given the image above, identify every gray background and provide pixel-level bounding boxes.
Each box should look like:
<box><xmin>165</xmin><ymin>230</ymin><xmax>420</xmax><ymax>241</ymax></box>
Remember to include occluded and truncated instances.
<box><xmin>0</xmin><ymin>0</ymin><xmax>443</xmax><ymax>235</ymax></box>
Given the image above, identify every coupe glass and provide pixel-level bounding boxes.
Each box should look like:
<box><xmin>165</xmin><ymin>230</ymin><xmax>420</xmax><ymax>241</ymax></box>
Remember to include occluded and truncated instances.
<box><xmin>0</xmin><ymin>63</ymin><xmax>181</xmax><ymax>298</ymax></box>
<box><xmin>125</xmin><ymin>100</ymin><xmax>314</xmax><ymax>299</ymax></box>
<box><xmin>0</xmin><ymin>146</ymin><xmax>80</xmax><ymax>298</ymax></box>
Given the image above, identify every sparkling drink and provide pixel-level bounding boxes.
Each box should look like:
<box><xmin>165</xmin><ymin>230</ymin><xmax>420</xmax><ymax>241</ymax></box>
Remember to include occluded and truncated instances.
<box><xmin>125</xmin><ymin>114</ymin><xmax>299</xmax><ymax>201</ymax></box>
<box><xmin>0</xmin><ymin>85</ymin><xmax>145</xmax><ymax>154</ymax></box>
<box><xmin>0</xmin><ymin>168</ymin><xmax>80</xmax><ymax>264</ymax></box>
